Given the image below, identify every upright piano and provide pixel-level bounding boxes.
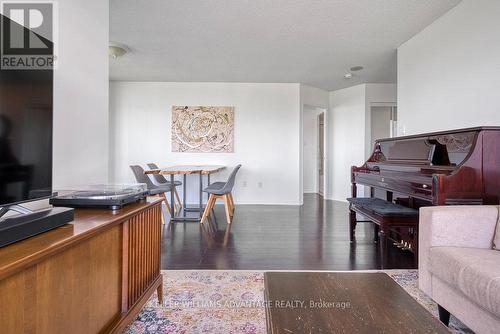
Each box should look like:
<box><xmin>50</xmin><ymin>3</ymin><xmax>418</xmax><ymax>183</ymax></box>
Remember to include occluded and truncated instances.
<box><xmin>349</xmin><ymin>127</ymin><xmax>500</xmax><ymax>266</ymax></box>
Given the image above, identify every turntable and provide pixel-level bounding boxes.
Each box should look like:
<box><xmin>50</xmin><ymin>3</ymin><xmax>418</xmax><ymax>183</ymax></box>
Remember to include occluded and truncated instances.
<box><xmin>50</xmin><ymin>184</ymin><xmax>149</xmax><ymax>210</ymax></box>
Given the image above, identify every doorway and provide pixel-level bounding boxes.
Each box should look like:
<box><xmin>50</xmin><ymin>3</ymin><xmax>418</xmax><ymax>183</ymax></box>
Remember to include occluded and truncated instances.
<box><xmin>369</xmin><ymin>105</ymin><xmax>397</xmax><ymax>198</ymax></box>
<box><xmin>302</xmin><ymin>106</ymin><xmax>327</xmax><ymax>197</ymax></box>
<box><xmin>318</xmin><ymin>112</ymin><xmax>325</xmax><ymax>196</ymax></box>
<box><xmin>370</xmin><ymin>105</ymin><xmax>397</xmax><ymax>144</ymax></box>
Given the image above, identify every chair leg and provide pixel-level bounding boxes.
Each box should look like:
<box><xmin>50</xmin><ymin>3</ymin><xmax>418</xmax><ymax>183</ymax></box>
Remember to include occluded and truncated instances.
<box><xmin>223</xmin><ymin>194</ymin><xmax>232</xmax><ymax>224</ymax></box>
<box><xmin>161</xmin><ymin>193</ymin><xmax>172</xmax><ymax>216</ymax></box>
<box><xmin>174</xmin><ymin>187</ymin><xmax>183</xmax><ymax>212</ymax></box>
<box><xmin>227</xmin><ymin>193</ymin><xmax>234</xmax><ymax>217</ymax></box>
<box><xmin>200</xmin><ymin>194</ymin><xmax>215</xmax><ymax>224</ymax></box>
<box><xmin>228</xmin><ymin>192</ymin><xmax>235</xmax><ymax>215</ymax></box>
<box><xmin>159</xmin><ymin>193</ymin><xmax>171</xmax><ymax>225</ymax></box>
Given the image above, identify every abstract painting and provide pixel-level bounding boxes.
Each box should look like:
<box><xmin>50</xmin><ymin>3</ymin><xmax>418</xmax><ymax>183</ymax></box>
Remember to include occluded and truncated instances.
<box><xmin>171</xmin><ymin>106</ymin><xmax>234</xmax><ymax>153</ymax></box>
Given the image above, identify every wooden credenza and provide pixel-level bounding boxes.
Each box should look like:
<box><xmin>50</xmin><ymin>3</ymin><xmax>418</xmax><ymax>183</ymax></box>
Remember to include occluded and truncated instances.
<box><xmin>0</xmin><ymin>197</ymin><xmax>164</xmax><ymax>333</ymax></box>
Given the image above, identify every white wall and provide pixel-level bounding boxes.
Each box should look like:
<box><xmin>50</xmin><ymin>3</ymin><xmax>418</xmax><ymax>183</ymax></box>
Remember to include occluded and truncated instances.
<box><xmin>398</xmin><ymin>0</ymin><xmax>500</xmax><ymax>135</ymax></box>
<box><xmin>53</xmin><ymin>0</ymin><xmax>109</xmax><ymax>188</ymax></box>
<box><xmin>303</xmin><ymin>106</ymin><xmax>320</xmax><ymax>193</ymax></box>
<box><xmin>327</xmin><ymin>83</ymin><xmax>397</xmax><ymax>201</ymax></box>
<box><xmin>328</xmin><ymin>84</ymin><xmax>366</xmax><ymax>201</ymax></box>
<box><xmin>300</xmin><ymin>84</ymin><xmax>330</xmax><ymax>109</ymax></box>
<box><xmin>109</xmin><ymin>82</ymin><xmax>301</xmax><ymax>205</ymax></box>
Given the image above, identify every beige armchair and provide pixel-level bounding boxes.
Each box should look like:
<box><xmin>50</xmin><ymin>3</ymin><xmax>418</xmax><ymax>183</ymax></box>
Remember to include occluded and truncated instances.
<box><xmin>419</xmin><ymin>205</ymin><xmax>500</xmax><ymax>334</ymax></box>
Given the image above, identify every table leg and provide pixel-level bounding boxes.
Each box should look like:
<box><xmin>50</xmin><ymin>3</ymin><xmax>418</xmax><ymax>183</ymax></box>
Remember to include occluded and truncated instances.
<box><xmin>438</xmin><ymin>305</ymin><xmax>450</xmax><ymax>326</ymax></box>
<box><xmin>157</xmin><ymin>279</ymin><xmax>164</xmax><ymax>305</ymax></box>
<box><xmin>170</xmin><ymin>174</ymin><xmax>175</xmax><ymax>221</ymax></box>
<box><xmin>379</xmin><ymin>227</ymin><xmax>387</xmax><ymax>269</ymax></box>
<box><xmin>199</xmin><ymin>173</ymin><xmax>203</xmax><ymax>218</ymax></box>
<box><xmin>183</xmin><ymin>174</ymin><xmax>187</xmax><ymax>217</ymax></box>
<box><xmin>207</xmin><ymin>174</ymin><xmax>211</xmax><ymax>202</ymax></box>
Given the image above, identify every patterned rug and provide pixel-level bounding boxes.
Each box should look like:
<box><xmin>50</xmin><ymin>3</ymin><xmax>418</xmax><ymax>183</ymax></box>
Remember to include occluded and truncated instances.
<box><xmin>125</xmin><ymin>270</ymin><xmax>473</xmax><ymax>334</ymax></box>
<box><xmin>384</xmin><ymin>271</ymin><xmax>472</xmax><ymax>334</ymax></box>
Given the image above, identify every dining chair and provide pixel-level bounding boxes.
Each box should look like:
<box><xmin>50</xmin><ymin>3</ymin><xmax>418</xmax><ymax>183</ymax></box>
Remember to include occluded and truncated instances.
<box><xmin>130</xmin><ymin>165</ymin><xmax>176</xmax><ymax>224</ymax></box>
<box><xmin>200</xmin><ymin>164</ymin><xmax>241</xmax><ymax>224</ymax></box>
<box><xmin>147</xmin><ymin>163</ymin><xmax>183</xmax><ymax>212</ymax></box>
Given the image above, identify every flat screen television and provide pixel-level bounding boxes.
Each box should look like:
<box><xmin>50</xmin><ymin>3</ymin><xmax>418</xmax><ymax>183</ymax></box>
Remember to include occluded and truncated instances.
<box><xmin>0</xmin><ymin>13</ymin><xmax>53</xmax><ymax>207</ymax></box>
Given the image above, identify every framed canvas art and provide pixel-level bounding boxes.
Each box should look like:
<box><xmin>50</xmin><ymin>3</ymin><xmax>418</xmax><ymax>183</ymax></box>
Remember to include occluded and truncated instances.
<box><xmin>172</xmin><ymin>106</ymin><xmax>234</xmax><ymax>153</ymax></box>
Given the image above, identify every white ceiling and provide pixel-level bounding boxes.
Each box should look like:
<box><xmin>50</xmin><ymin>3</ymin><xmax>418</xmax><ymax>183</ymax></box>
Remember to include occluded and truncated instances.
<box><xmin>110</xmin><ymin>0</ymin><xmax>460</xmax><ymax>91</ymax></box>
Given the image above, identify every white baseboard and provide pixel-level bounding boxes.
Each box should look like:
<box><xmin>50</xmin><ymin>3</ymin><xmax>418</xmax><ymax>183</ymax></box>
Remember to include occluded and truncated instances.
<box><xmin>332</xmin><ymin>198</ymin><xmax>348</xmax><ymax>203</ymax></box>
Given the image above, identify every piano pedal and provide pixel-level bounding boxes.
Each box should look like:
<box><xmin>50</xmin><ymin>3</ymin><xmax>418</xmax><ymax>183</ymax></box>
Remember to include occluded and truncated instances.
<box><xmin>393</xmin><ymin>239</ymin><xmax>404</xmax><ymax>248</ymax></box>
<box><xmin>393</xmin><ymin>240</ymin><xmax>413</xmax><ymax>252</ymax></box>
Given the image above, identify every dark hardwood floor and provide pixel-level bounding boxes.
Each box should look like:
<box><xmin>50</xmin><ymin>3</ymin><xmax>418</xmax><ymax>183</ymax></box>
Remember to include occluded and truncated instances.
<box><xmin>161</xmin><ymin>194</ymin><xmax>415</xmax><ymax>270</ymax></box>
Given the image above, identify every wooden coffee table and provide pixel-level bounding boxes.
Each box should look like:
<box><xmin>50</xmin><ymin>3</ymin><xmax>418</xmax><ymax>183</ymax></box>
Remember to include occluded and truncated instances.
<box><xmin>264</xmin><ymin>272</ymin><xmax>449</xmax><ymax>334</ymax></box>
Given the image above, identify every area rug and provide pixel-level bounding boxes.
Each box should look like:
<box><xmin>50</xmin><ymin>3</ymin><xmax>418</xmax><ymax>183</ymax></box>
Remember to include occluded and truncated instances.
<box><xmin>125</xmin><ymin>270</ymin><xmax>472</xmax><ymax>334</ymax></box>
<box><xmin>385</xmin><ymin>271</ymin><xmax>472</xmax><ymax>334</ymax></box>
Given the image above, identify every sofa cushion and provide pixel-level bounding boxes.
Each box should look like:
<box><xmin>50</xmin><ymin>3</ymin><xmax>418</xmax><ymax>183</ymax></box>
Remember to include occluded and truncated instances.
<box><xmin>429</xmin><ymin>247</ymin><xmax>500</xmax><ymax>317</ymax></box>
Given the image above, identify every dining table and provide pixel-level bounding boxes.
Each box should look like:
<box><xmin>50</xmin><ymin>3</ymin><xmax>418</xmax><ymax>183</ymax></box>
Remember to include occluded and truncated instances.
<box><xmin>145</xmin><ymin>165</ymin><xmax>226</xmax><ymax>222</ymax></box>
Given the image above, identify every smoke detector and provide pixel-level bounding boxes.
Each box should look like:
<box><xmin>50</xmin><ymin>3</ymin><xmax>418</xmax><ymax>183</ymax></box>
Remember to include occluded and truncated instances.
<box><xmin>109</xmin><ymin>42</ymin><xmax>129</xmax><ymax>59</ymax></box>
<box><xmin>343</xmin><ymin>73</ymin><xmax>353</xmax><ymax>79</ymax></box>
<box><xmin>350</xmin><ymin>66</ymin><xmax>364</xmax><ymax>72</ymax></box>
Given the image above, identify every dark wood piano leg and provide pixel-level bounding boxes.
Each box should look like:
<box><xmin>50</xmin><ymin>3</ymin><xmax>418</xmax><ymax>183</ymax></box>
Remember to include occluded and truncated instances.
<box><xmin>349</xmin><ymin>209</ymin><xmax>356</xmax><ymax>242</ymax></box>
<box><xmin>378</xmin><ymin>227</ymin><xmax>388</xmax><ymax>269</ymax></box>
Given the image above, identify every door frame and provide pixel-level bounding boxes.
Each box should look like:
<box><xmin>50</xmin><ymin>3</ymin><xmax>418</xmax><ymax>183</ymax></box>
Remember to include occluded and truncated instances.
<box><xmin>317</xmin><ymin>112</ymin><xmax>325</xmax><ymax>196</ymax></box>
<box><xmin>300</xmin><ymin>104</ymin><xmax>328</xmax><ymax>202</ymax></box>
<box><xmin>366</xmin><ymin>102</ymin><xmax>397</xmax><ymax>158</ymax></box>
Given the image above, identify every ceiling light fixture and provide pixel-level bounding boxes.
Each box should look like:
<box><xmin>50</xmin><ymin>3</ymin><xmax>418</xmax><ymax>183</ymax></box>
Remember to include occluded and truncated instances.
<box><xmin>109</xmin><ymin>42</ymin><xmax>129</xmax><ymax>59</ymax></box>
<box><xmin>344</xmin><ymin>73</ymin><xmax>353</xmax><ymax>79</ymax></box>
<box><xmin>350</xmin><ymin>66</ymin><xmax>364</xmax><ymax>71</ymax></box>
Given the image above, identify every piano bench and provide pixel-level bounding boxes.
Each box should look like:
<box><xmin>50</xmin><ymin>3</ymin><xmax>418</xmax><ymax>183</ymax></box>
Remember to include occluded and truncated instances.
<box><xmin>347</xmin><ymin>197</ymin><xmax>419</xmax><ymax>268</ymax></box>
